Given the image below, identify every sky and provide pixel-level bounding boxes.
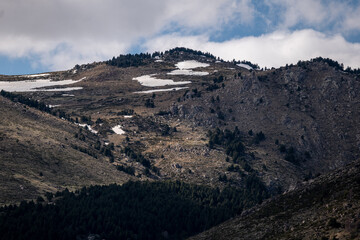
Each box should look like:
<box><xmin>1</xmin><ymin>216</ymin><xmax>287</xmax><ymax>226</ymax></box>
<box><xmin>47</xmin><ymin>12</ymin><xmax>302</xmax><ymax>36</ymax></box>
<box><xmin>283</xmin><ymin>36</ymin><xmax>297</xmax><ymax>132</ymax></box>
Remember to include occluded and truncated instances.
<box><xmin>0</xmin><ymin>0</ymin><xmax>360</xmax><ymax>75</ymax></box>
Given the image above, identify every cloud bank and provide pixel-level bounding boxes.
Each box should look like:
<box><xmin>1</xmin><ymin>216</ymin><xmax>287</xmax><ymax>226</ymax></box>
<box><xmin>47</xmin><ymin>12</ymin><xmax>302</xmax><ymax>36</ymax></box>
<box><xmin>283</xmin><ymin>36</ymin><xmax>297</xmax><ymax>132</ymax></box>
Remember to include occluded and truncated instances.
<box><xmin>145</xmin><ymin>29</ymin><xmax>360</xmax><ymax>69</ymax></box>
<box><xmin>0</xmin><ymin>0</ymin><xmax>359</xmax><ymax>73</ymax></box>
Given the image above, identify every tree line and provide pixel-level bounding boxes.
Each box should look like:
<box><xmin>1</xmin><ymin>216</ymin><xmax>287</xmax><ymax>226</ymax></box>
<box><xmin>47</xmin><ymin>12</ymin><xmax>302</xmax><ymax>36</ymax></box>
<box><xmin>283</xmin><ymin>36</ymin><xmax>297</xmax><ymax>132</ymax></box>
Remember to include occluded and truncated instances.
<box><xmin>310</xmin><ymin>57</ymin><xmax>360</xmax><ymax>74</ymax></box>
<box><xmin>0</xmin><ymin>180</ymin><xmax>269</xmax><ymax>240</ymax></box>
<box><xmin>106</xmin><ymin>53</ymin><xmax>152</xmax><ymax>68</ymax></box>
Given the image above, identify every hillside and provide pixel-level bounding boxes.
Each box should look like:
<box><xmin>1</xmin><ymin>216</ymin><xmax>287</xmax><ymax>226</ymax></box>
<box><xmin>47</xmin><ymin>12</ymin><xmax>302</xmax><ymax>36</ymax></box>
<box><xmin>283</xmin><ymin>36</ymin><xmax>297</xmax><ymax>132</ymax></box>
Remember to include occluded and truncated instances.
<box><xmin>0</xmin><ymin>95</ymin><xmax>132</xmax><ymax>205</ymax></box>
<box><xmin>0</xmin><ymin>47</ymin><xmax>359</xmax><ymax>238</ymax></box>
<box><xmin>188</xmin><ymin>160</ymin><xmax>360</xmax><ymax>240</ymax></box>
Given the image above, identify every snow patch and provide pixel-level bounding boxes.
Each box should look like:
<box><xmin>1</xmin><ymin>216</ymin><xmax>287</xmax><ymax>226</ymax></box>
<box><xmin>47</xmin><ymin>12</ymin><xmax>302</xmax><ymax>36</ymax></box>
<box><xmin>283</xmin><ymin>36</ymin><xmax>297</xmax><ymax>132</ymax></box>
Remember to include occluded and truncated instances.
<box><xmin>237</xmin><ymin>63</ymin><xmax>253</xmax><ymax>70</ymax></box>
<box><xmin>0</xmin><ymin>78</ymin><xmax>84</xmax><ymax>92</ymax></box>
<box><xmin>167</xmin><ymin>60</ymin><xmax>209</xmax><ymax>76</ymax></box>
<box><xmin>123</xmin><ymin>115</ymin><xmax>133</xmax><ymax>118</ymax></box>
<box><xmin>134</xmin><ymin>87</ymin><xmax>188</xmax><ymax>94</ymax></box>
<box><xmin>47</xmin><ymin>104</ymin><xmax>61</xmax><ymax>108</ymax></box>
<box><xmin>175</xmin><ymin>60</ymin><xmax>209</xmax><ymax>69</ymax></box>
<box><xmin>155</xmin><ymin>60</ymin><xmax>163</xmax><ymax>62</ymax></box>
<box><xmin>24</xmin><ymin>73</ymin><xmax>50</xmax><ymax>78</ymax></box>
<box><xmin>167</xmin><ymin>70</ymin><xmax>209</xmax><ymax>76</ymax></box>
<box><xmin>112</xmin><ymin>125</ymin><xmax>125</xmax><ymax>135</ymax></box>
<box><xmin>133</xmin><ymin>74</ymin><xmax>191</xmax><ymax>87</ymax></box>
<box><xmin>76</xmin><ymin>123</ymin><xmax>98</xmax><ymax>134</ymax></box>
<box><xmin>37</xmin><ymin>87</ymin><xmax>83</xmax><ymax>92</ymax></box>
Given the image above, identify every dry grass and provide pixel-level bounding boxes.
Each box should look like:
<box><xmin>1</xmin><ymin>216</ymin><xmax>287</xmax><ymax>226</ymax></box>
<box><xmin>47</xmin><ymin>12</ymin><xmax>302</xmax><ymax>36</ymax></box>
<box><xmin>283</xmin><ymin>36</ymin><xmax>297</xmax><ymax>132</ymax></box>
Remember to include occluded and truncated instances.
<box><xmin>0</xmin><ymin>96</ymin><xmax>132</xmax><ymax>205</ymax></box>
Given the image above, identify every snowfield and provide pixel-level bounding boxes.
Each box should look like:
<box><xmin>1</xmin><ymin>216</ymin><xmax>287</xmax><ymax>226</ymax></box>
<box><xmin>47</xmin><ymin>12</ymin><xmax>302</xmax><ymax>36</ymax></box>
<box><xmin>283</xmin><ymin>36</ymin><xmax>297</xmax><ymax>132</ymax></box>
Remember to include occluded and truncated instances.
<box><xmin>112</xmin><ymin>125</ymin><xmax>125</xmax><ymax>135</ymax></box>
<box><xmin>0</xmin><ymin>77</ymin><xmax>85</xmax><ymax>92</ymax></box>
<box><xmin>167</xmin><ymin>60</ymin><xmax>209</xmax><ymax>76</ymax></box>
<box><xmin>237</xmin><ymin>63</ymin><xmax>253</xmax><ymax>70</ymax></box>
<box><xmin>134</xmin><ymin>87</ymin><xmax>188</xmax><ymax>94</ymax></box>
<box><xmin>133</xmin><ymin>74</ymin><xmax>191</xmax><ymax>87</ymax></box>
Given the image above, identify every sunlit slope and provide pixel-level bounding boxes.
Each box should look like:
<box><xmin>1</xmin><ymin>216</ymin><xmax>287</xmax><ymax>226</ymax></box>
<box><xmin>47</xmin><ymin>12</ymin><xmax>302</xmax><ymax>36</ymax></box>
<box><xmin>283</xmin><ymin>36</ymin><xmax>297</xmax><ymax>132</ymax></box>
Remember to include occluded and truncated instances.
<box><xmin>0</xmin><ymin>96</ymin><xmax>131</xmax><ymax>205</ymax></box>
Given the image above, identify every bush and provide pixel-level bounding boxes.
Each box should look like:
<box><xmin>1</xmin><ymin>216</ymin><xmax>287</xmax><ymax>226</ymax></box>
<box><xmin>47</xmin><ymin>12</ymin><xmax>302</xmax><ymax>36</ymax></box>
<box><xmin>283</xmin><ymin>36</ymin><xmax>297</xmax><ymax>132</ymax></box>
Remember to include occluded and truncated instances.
<box><xmin>145</xmin><ymin>99</ymin><xmax>155</xmax><ymax>108</ymax></box>
<box><xmin>253</xmin><ymin>131</ymin><xmax>265</xmax><ymax>144</ymax></box>
<box><xmin>117</xmin><ymin>165</ymin><xmax>135</xmax><ymax>176</ymax></box>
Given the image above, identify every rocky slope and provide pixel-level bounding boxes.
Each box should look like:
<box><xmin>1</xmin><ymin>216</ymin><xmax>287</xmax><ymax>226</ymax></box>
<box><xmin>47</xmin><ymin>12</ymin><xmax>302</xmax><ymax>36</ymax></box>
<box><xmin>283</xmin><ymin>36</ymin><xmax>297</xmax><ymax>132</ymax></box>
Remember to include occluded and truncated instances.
<box><xmin>188</xmin><ymin>160</ymin><xmax>360</xmax><ymax>240</ymax></box>
<box><xmin>169</xmin><ymin>57</ymin><xmax>360</xmax><ymax>190</ymax></box>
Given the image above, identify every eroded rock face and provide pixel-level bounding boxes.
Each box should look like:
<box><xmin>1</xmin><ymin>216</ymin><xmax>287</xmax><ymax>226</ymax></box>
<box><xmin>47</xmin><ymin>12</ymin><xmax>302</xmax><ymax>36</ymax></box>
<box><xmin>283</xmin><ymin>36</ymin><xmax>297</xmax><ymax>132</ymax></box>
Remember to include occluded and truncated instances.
<box><xmin>171</xmin><ymin>61</ymin><xmax>360</xmax><ymax>188</ymax></box>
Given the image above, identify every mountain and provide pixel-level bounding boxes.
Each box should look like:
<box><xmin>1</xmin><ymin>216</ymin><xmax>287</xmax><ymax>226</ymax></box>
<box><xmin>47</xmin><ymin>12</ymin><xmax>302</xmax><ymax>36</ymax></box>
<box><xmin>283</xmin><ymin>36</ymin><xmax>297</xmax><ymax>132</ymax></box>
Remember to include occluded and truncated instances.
<box><xmin>0</xmin><ymin>47</ymin><xmax>359</xmax><ymax>239</ymax></box>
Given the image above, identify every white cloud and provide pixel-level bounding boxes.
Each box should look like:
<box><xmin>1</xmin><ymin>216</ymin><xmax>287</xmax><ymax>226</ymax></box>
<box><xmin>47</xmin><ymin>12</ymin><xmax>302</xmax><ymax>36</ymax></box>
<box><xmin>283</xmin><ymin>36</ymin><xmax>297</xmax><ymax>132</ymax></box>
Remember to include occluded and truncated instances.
<box><xmin>0</xmin><ymin>35</ymin><xmax>129</xmax><ymax>70</ymax></box>
<box><xmin>342</xmin><ymin>5</ymin><xmax>360</xmax><ymax>32</ymax></box>
<box><xmin>145</xmin><ymin>29</ymin><xmax>360</xmax><ymax>69</ymax></box>
<box><xmin>0</xmin><ymin>0</ymin><xmax>358</xmax><ymax>72</ymax></box>
<box><xmin>265</xmin><ymin>0</ymin><xmax>327</xmax><ymax>29</ymax></box>
<box><xmin>161</xmin><ymin>0</ymin><xmax>255</xmax><ymax>31</ymax></box>
<box><xmin>265</xmin><ymin>0</ymin><xmax>360</xmax><ymax>33</ymax></box>
<box><xmin>0</xmin><ymin>0</ymin><xmax>255</xmax><ymax>71</ymax></box>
